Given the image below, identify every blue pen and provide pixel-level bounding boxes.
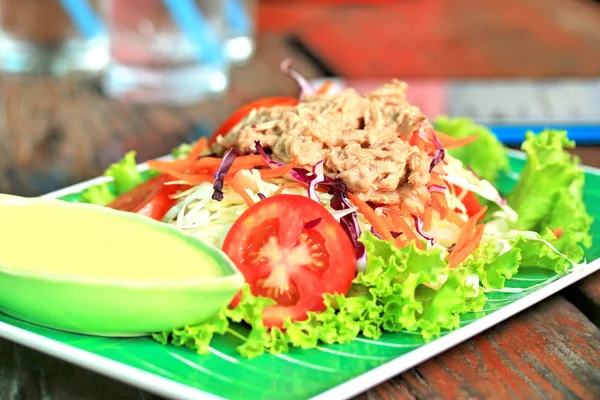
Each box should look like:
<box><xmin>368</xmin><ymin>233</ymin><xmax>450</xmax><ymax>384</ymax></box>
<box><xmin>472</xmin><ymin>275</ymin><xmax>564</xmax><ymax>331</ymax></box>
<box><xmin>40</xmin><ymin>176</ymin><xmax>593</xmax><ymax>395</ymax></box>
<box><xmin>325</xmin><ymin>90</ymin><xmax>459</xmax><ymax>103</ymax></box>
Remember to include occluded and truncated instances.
<box><xmin>58</xmin><ymin>0</ymin><xmax>105</xmax><ymax>39</ymax></box>
<box><xmin>226</xmin><ymin>0</ymin><xmax>251</xmax><ymax>36</ymax></box>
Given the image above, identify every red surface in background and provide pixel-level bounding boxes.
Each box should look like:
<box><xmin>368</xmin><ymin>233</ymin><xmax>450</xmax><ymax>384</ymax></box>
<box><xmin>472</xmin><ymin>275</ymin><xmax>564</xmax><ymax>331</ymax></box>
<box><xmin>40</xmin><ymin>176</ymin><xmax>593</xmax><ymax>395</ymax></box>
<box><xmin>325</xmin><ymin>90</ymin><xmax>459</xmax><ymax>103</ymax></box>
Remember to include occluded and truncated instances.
<box><xmin>258</xmin><ymin>0</ymin><xmax>600</xmax><ymax>79</ymax></box>
<box><xmin>347</xmin><ymin>79</ymin><xmax>449</xmax><ymax>118</ymax></box>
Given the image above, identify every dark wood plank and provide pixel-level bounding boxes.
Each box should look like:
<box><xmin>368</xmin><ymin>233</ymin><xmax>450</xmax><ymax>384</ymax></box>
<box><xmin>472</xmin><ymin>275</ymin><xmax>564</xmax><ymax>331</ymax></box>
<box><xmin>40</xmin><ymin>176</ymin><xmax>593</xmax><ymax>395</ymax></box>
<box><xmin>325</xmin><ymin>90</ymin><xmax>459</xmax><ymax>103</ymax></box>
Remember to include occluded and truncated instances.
<box><xmin>354</xmin><ymin>295</ymin><xmax>600</xmax><ymax>400</ymax></box>
<box><xmin>580</xmin><ymin>272</ymin><xmax>600</xmax><ymax>308</ymax></box>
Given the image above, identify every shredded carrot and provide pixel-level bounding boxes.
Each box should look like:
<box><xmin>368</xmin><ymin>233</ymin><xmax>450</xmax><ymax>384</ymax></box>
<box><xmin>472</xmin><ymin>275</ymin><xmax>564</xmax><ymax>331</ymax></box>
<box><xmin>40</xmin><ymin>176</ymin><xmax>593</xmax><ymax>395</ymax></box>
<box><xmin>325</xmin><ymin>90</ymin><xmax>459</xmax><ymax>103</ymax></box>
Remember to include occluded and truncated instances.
<box><xmin>347</xmin><ymin>193</ymin><xmax>393</xmax><ymax>241</ymax></box>
<box><xmin>147</xmin><ymin>137</ymin><xmax>210</xmax><ymax>174</ymax></box>
<box><xmin>146</xmin><ymin>160</ymin><xmax>211</xmax><ymax>184</ymax></box>
<box><xmin>428</xmin><ymin>173</ymin><xmax>445</xmax><ymax>187</ymax></box>
<box><xmin>434</xmin><ymin>131</ymin><xmax>479</xmax><ymax>149</ymax></box>
<box><xmin>147</xmin><ymin>158</ymin><xmax>194</xmax><ymax>173</ymax></box>
<box><xmin>552</xmin><ymin>227</ymin><xmax>564</xmax><ymax>238</ymax></box>
<box><xmin>446</xmin><ymin>209</ymin><xmax>467</xmax><ymax>227</ymax></box>
<box><xmin>413</xmin><ymin>134</ymin><xmax>430</xmax><ymax>153</ymax></box>
<box><xmin>187</xmin><ymin>137</ymin><xmax>209</xmax><ymax>161</ymax></box>
<box><xmin>316</xmin><ymin>81</ymin><xmax>334</xmax><ymax>95</ymax></box>
<box><xmin>274</xmin><ymin>182</ymin><xmax>308</xmax><ymax>195</ymax></box>
<box><xmin>470</xmin><ymin>205</ymin><xmax>488</xmax><ymax>226</ymax></box>
<box><xmin>394</xmin><ymin>234</ymin><xmax>408</xmax><ymax>248</ymax></box>
<box><xmin>379</xmin><ymin>211</ymin><xmax>397</xmax><ymax>231</ymax></box>
<box><xmin>382</xmin><ymin>208</ymin><xmax>419</xmax><ymax>243</ymax></box>
<box><xmin>449</xmin><ymin>224</ymin><xmax>485</xmax><ymax>267</ymax></box>
<box><xmin>259</xmin><ymin>156</ymin><xmax>299</xmax><ymax>179</ymax></box>
<box><xmin>229</xmin><ymin>172</ymin><xmax>256</xmax><ymax>206</ymax></box>
<box><xmin>396</xmin><ymin>216</ymin><xmax>420</xmax><ymax>244</ymax></box>
<box><xmin>454</xmin><ymin>206</ymin><xmax>488</xmax><ymax>253</ymax></box>
<box><xmin>431</xmin><ymin>192</ymin><xmax>448</xmax><ymax>219</ymax></box>
<box><xmin>423</xmin><ymin>206</ymin><xmax>433</xmax><ymax>232</ymax></box>
<box><xmin>228</xmin><ymin>155</ymin><xmax>269</xmax><ymax>175</ymax></box>
<box><xmin>191</xmin><ymin>157</ymin><xmax>224</xmax><ymax>170</ymax></box>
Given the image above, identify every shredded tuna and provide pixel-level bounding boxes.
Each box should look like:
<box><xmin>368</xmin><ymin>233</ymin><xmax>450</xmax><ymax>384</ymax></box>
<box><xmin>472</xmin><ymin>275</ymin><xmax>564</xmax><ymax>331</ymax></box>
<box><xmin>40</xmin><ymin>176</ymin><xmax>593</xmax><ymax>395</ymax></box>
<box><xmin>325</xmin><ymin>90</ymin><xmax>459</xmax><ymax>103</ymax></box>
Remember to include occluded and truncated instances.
<box><xmin>214</xmin><ymin>80</ymin><xmax>431</xmax><ymax>214</ymax></box>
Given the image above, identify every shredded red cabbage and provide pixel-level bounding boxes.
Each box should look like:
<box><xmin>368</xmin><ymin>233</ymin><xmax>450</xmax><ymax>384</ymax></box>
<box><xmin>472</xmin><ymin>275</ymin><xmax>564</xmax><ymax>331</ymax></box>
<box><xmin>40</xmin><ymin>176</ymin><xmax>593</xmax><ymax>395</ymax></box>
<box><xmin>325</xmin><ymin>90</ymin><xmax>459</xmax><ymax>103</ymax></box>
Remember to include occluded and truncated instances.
<box><xmin>255</xmin><ymin>141</ymin><xmax>309</xmax><ymax>182</ymax></box>
<box><xmin>331</xmin><ymin>188</ymin><xmax>366</xmax><ymax>272</ymax></box>
<box><xmin>428</xmin><ymin>184</ymin><xmax>447</xmax><ymax>194</ymax></box>
<box><xmin>308</xmin><ymin>161</ymin><xmax>325</xmax><ymax>202</ymax></box>
<box><xmin>280</xmin><ymin>59</ymin><xmax>316</xmax><ymax>100</ymax></box>
<box><xmin>212</xmin><ymin>149</ymin><xmax>240</xmax><ymax>201</ymax></box>
<box><xmin>412</xmin><ymin>215</ymin><xmax>435</xmax><ymax>246</ymax></box>
<box><xmin>370</xmin><ymin>226</ymin><xmax>382</xmax><ymax>239</ymax></box>
<box><xmin>255</xmin><ymin>141</ymin><xmax>282</xmax><ymax>168</ymax></box>
<box><xmin>417</xmin><ymin>125</ymin><xmax>445</xmax><ymax>172</ymax></box>
<box><xmin>257</xmin><ymin>193</ymin><xmax>266</xmax><ymax>200</ymax></box>
<box><xmin>255</xmin><ymin>141</ymin><xmax>344</xmax><ymax>194</ymax></box>
<box><xmin>429</xmin><ymin>129</ymin><xmax>445</xmax><ymax>172</ymax></box>
<box><xmin>304</xmin><ymin>217</ymin><xmax>322</xmax><ymax>229</ymax></box>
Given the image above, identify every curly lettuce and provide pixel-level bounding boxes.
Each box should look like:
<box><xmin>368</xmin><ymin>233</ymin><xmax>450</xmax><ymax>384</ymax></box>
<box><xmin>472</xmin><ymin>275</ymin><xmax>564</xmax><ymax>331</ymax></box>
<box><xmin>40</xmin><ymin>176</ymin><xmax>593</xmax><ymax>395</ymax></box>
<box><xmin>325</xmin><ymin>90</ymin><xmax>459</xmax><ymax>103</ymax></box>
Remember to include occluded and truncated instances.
<box><xmin>171</xmin><ymin>142</ymin><xmax>194</xmax><ymax>159</ymax></box>
<box><xmin>103</xmin><ymin>151</ymin><xmax>144</xmax><ymax>194</ymax></box>
<box><xmin>80</xmin><ymin>151</ymin><xmax>144</xmax><ymax>206</ymax></box>
<box><xmin>155</xmin><ymin>233</ymin><xmax>490</xmax><ymax>357</ymax></box>
<box><xmin>434</xmin><ymin>116</ymin><xmax>509</xmax><ymax>184</ymax></box>
<box><xmin>153</xmin><ymin>226</ymin><xmax>581</xmax><ymax>359</ymax></box>
<box><xmin>507</xmin><ymin>129</ymin><xmax>593</xmax><ymax>261</ymax></box>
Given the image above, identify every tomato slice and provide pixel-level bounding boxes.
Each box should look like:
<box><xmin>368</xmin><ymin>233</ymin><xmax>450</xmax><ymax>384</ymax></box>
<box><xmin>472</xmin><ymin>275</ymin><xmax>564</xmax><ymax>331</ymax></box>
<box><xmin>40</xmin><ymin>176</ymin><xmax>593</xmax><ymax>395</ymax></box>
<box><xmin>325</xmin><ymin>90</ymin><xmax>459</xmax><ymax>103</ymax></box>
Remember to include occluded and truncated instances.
<box><xmin>222</xmin><ymin>194</ymin><xmax>356</xmax><ymax>328</ymax></box>
<box><xmin>106</xmin><ymin>175</ymin><xmax>182</xmax><ymax>221</ymax></box>
<box><xmin>209</xmin><ymin>96</ymin><xmax>299</xmax><ymax>145</ymax></box>
<box><xmin>449</xmin><ymin>184</ymin><xmax>484</xmax><ymax>218</ymax></box>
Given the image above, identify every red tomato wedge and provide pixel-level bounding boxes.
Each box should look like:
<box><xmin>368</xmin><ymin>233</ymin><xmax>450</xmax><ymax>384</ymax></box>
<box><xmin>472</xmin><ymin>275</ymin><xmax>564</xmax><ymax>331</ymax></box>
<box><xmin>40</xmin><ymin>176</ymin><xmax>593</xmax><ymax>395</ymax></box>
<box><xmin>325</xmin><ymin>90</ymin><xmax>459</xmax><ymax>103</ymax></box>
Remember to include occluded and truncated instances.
<box><xmin>449</xmin><ymin>183</ymin><xmax>484</xmax><ymax>218</ymax></box>
<box><xmin>209</xmin><ymin>96</ymin><xmax>299</xmax><ymax>145</ymax></box>
<box><xmin>222</xmin><ymin>194</ymin><xmax>356</xmax><ymax>328</ymax></box>
<box><xmin>106</xmin><ymin>175</ymin><xmax>182</xmax><ymax>221</ymax></box>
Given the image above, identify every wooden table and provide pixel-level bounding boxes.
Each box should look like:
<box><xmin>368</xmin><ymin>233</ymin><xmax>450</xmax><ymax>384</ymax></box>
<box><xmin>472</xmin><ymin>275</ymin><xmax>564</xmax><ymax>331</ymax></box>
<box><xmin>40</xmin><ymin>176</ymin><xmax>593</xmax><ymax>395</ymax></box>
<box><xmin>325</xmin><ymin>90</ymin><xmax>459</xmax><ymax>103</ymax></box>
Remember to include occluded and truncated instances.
<box><xmin>1</xmin><ymin>0</ymin><xmax>600</xmax><ymax>398</ymax></box>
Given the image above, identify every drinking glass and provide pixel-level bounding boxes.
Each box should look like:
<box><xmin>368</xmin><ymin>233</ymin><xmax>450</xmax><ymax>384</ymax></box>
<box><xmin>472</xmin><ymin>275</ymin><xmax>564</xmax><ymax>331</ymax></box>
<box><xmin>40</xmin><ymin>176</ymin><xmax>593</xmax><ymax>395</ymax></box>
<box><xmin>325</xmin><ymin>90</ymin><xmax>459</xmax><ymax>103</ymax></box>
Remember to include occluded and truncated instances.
<box><xmin>101</xmin><ymin>0</ymin><xmax>230</xmax><ymax>105</ymax></box>
<box><xmin>224</xmin><ymin>0</ymin><xmax>256</xmax><ymax>64</ymax></box>
<box><xmin>0</xmin><ymin>0</ymin><xmax>108</xmax><ymax>75</ymax></box>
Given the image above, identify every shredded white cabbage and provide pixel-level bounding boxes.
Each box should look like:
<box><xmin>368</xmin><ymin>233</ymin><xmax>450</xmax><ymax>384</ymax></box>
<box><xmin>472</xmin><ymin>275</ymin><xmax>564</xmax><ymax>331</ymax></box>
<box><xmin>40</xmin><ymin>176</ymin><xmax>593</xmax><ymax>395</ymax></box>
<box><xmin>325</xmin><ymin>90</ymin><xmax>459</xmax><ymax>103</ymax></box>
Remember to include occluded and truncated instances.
<box><xmin>444</xmin><ymin>154</ymin><xmax>518</xmax><ymax>222</ymax></box>
<box><xmin>162</xmin><ymin>170</ymin><xmax>372</xmax><ymax>248</ymax></box>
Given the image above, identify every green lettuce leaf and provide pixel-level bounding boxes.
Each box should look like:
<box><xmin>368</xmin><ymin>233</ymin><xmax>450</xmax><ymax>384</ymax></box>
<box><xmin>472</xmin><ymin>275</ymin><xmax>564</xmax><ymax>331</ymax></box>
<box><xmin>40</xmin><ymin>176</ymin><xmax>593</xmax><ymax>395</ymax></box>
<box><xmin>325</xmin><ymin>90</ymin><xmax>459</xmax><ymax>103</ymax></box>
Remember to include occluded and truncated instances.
<box><xmin>103</xmin><ymin>151</ymin><xmax>144</xmax><ymax>194</ymax></box>
<box><xmin>79</xmin><ymin>151</ymin><xmax>145</xmax><ymax>206</ymax></box>
<box><xmin>171</xmin><ymin>142</ymin><xmax>194</xmax><ymax>159</ymax></box>
<box><xmin>512</xmin><ymin>233</ymin><xmax>575</xmax><ymax>273</ymax></box>
<box><xmin>433</xmin><ymin>116</ymin><xmax>509</xmax><ymax>183</ymax></box>
<box><xmin>506</xmin><ymin>129</ymin><xmax>592</xmax><ymax>260</ymax></box>
<box><xmin>79</xmin><ymin>183</ymin><xmax>116</xmax><ymax>205</ymax></box>
<box><xmin>458</xmin><ymin>240</ymin><xmax>522</xmax><ymax>290</ymax></box>
<box><xmin>154</xmin><ymin>232</ymin><xmax>495</xmax><ymax>358</ymax></box>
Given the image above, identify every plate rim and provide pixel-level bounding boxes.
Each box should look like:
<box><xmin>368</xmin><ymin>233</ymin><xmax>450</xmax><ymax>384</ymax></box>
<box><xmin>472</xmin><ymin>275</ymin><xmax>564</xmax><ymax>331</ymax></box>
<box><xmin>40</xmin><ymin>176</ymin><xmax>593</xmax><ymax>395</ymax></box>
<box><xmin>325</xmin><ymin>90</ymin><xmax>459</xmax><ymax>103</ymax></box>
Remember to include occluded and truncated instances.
<box><xmin>0</xmin><ymin>149</ymin><xmax>598</xmax><ymax>400</ymax></box>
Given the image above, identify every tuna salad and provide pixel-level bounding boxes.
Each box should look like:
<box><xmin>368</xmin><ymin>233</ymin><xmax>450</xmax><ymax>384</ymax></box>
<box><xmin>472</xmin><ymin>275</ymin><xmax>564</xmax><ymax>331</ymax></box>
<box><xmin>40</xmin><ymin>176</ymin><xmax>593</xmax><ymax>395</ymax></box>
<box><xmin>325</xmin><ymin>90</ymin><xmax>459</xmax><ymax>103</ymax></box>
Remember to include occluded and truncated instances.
<box><xmin>213</xmin><ymin>80</ymin><xmax>431</xmax><ymax>214</ymax></box>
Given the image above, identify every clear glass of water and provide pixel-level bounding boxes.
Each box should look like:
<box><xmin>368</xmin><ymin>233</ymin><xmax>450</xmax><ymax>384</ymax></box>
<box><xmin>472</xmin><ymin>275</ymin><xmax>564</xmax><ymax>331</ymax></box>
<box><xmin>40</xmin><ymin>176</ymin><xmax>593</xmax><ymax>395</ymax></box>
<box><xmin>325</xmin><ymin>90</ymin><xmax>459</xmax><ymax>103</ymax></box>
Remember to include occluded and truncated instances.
<box><xmin>0</xmin><ymin>0</ymin><xmax>108</xmax><ymax>76</ymax></box>
<box><xmin>101</xmin><ymin>0</ymin><xmax>230</xmax><ymax>105</ymax></box>
<box><xmin>224</xmin><ymin>0</ymin><xmax>256</xmax><ymax>64</ymax></box>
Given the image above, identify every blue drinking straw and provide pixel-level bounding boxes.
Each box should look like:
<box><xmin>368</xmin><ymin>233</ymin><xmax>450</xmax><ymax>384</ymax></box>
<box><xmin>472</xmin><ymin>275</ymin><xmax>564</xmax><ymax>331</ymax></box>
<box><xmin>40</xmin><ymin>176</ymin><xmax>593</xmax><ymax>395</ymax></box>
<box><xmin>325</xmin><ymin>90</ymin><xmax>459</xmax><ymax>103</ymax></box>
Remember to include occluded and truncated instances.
<box><xmin>162</xmin><ymin>0</ymin><xmax>225</xmax><ymax>66</ymax></box>
<box><xmin>58</xmin><ymin>0</ymin><xmax>105</xmax><ymax>39</ymax></box>
<box><xmin>226</xmin><ymin>0</ymin><xmax>251</xmax><ymax>36</ymax></box>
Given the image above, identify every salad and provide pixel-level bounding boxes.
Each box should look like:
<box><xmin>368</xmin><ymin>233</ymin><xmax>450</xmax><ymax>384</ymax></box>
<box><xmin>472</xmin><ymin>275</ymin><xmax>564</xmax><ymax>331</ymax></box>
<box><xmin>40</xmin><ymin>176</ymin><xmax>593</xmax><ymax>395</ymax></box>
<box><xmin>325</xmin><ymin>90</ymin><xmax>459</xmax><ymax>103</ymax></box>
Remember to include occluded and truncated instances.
<box><xmin>79</xmin><ymin>62</ymin><xmax>592</xmax><ymax>358</ymax></box>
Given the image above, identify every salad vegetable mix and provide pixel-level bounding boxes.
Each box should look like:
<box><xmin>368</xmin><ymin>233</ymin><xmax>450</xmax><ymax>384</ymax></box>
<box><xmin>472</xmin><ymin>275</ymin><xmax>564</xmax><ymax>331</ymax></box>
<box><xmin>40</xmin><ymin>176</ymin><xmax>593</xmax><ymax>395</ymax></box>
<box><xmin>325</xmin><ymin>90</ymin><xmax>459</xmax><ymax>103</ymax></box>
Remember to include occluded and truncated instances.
<box><xmin>78</xmin><ymin>67</ymin><xmax>592</xmax><ymax>359</ymax></box>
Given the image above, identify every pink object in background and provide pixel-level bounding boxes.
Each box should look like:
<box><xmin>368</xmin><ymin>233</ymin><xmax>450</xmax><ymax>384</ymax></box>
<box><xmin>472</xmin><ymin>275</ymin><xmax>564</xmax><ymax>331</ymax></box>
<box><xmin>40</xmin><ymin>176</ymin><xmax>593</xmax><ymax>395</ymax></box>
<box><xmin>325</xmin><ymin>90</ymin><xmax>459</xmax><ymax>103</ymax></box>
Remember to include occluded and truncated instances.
<box><xmin>317</xmin><ymin>78</ymin><xmax>449</xmax><ymax>119</ymax></box>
